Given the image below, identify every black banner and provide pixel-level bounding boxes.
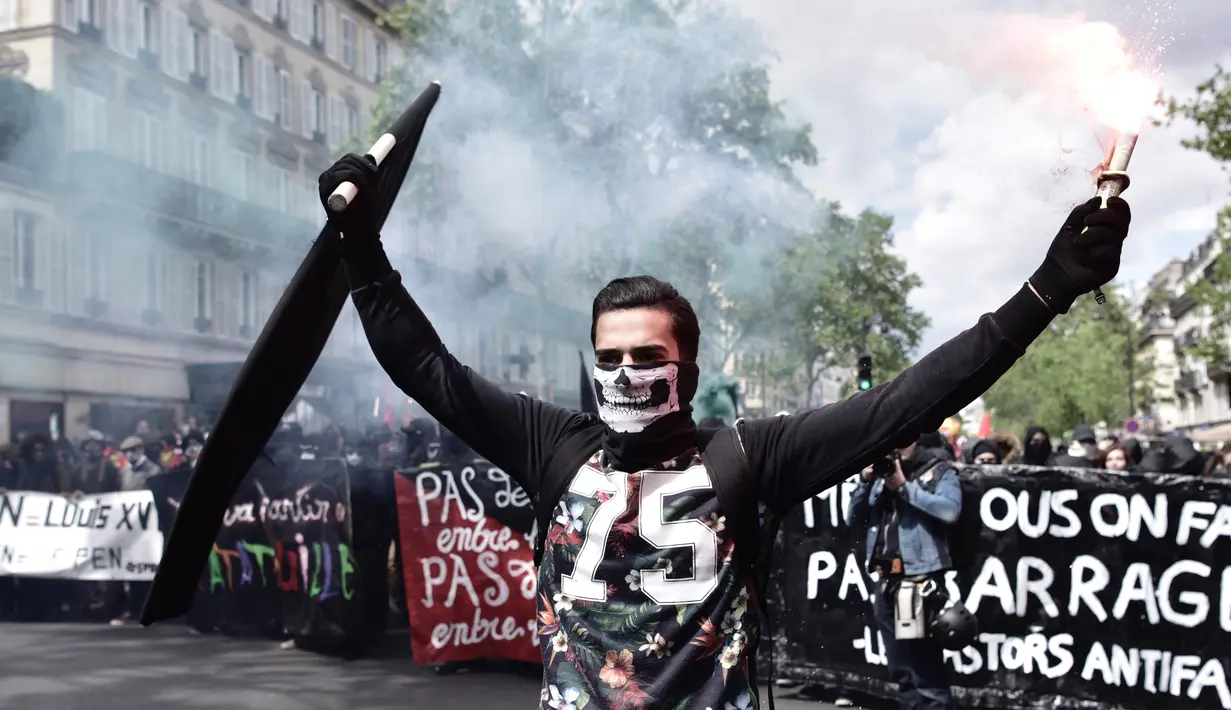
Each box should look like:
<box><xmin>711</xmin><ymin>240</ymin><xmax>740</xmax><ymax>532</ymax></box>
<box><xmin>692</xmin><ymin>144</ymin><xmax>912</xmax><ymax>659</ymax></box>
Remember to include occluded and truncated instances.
<box><xmin>148</xmin><ymin>457</ymin><xmax>365</xmax><ymax>643</ymax></box>
<box><xmin>772</xmin><ymin>466</ymin><xmax>1231</xmax><ymax>710</ymax></box>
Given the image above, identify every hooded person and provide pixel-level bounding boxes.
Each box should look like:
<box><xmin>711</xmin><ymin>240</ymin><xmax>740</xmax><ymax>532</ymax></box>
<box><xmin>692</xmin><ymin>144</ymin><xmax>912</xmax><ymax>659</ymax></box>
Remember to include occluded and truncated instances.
<box><xmin>1022</xmin><ymin>426</ymin><xmax>1054</xmax><ymax>466</ymax></box>
<box><xmin>969</xmin><ymin>439</ymin><xmax>1002</xmax><ymax>465</ymax></box>
<box><xmin>916</xmin><ymin>430</ymin><xmax>955</xmax><ymax>459</ymax></box>
<box><xmin>1121</xmin><ymin>437</ymin><xmax>1145</xmax><ymax>469</ymax></box>
<box><xmin>319</xmin><ymin>150</ymin><xmax>1130</xmax><ymax>710</ymax></box>
<box><xmin>1052</xmin><ymin>424</ymin><xmax>1098</xmax><ymax>469</ymax></box>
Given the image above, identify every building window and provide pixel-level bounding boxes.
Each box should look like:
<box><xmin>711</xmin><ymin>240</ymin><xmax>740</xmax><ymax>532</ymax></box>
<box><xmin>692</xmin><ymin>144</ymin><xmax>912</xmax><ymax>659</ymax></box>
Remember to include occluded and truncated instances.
<box><xmin>241</xmin><ymin>269</ymin><xmax>256</xmax><ymax>329</ymax></box>
<box><xmin>131</xmin><ymin>112</ymin><xmax>163</xmax><ymax>170</ymax></box>
<box><xmin>340</xmin><ymin>16</ymin><xmax>356</xmax><ymax>70</ymax></box>
<box><xmin>14</xmin><ymin>211</ymin><xmax>37</xmax><ymax>291</ymax></box>
<box><xmin>311</xmin><ymin>0</ymin><xmax>322</xmax><ymax>42</ymax></box>
<box><xmin>194</xmin><ymin>259</ymin><xmax>212</xmax><ymax>321</ymax></box>
<box><xmin>374</xmin><ymin>39</ymin><xmax>387</xmax><ymax>81</ymax></box>
<box><xmin>80</xmin><ymin>0</ymin><xmax>101</xmax><ymax>27</ymax></box>
<box><xmin>274</xmin><ymin>167</ymin><xmax>293</xmax><ymax>213</ymax></box>
<box><xmin>230</xmin><ymin>150</ymin><xmax>257</xmax><ymax>196</ymax></box>
<box><xmin>277</xmin><ymin>68</ymin><xmax>291</xmax><ymax>129</ymax></box>
<box><xmin>85</xmin><ymin>232</ymin><xmax>108</xmax><ymax>301</ymax></box>
<box><xmin>190</xmin><ymin>25</ymin><xmax>206</xmax><ymax>76</ymax></box>
<box><xmin>310</xmin><ymin>88</ymin><xmax>324</xmax><ymax>134</ymax></box>
<box><xmin>187</xmin><ymin>133</ymin><xmax>210</xmax><ymax>186</ymax></box>
<box><xmin>345</xmin><ymin>103</ymin><xmax>360</xmax><ymax>141</ymax></box>
<box><xmin>71</xmin><ymin>86</ymin><xmax>108</xmax><ymax>151</ymax></box>
<box><xmin>138</xmin><ymin>1</ymin><xmax>156</xmax><ymax>52</ymax></box>
<box><xmin>236</xmin><ymin>50</ymin><xmax>250</xmax><ymax>100</ymax></box>
<box><xmin>146</xmin><ymin>251</ymin><xmax>164</xmax><ymax>312</ymax></box>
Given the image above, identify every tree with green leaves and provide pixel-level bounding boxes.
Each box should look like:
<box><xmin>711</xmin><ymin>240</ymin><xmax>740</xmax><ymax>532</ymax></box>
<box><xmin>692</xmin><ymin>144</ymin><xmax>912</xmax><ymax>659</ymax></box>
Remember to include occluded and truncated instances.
<box><xmin>1165</xmin><ymin>65</ymin><xmax>1231</xmax><ymax>369</ymax></box>
<box><xmin>982</xmin><ymin>285</ymin><xmax>1137</xmax><ymax>437</ymax></box>
<box><xmin>735</xmin><ymin>203</ymin><xmax>928</xmax><ymax>407</ymax></box>
<box><xmin>361</xmin><ymin>0</ymin><xmax>819</xmax><ymax>374</ymax></box>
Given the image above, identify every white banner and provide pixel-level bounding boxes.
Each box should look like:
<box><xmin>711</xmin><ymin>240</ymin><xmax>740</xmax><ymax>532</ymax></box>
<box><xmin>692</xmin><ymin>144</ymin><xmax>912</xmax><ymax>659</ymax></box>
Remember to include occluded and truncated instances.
<box><xmin>0</xmin><ymin>490</ymin><xmax>164</xmax><ymax>580</ymax></box>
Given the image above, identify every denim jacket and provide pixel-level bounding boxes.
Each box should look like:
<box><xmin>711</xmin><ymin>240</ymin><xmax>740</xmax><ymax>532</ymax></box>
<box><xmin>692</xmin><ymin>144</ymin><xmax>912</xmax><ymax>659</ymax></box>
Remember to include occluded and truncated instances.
<box><xmin>845</xmin><ymin>459</ymin><xmax>962</xmax><ymax>576</ymax></box>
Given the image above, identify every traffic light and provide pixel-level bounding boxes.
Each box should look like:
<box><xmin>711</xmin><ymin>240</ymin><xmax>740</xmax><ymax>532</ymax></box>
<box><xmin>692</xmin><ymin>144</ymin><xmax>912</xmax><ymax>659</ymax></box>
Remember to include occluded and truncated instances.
<box><xmin>857</xmin><ymin>355</ymin><xmax>873</xmax><ymax>391</ymax></box>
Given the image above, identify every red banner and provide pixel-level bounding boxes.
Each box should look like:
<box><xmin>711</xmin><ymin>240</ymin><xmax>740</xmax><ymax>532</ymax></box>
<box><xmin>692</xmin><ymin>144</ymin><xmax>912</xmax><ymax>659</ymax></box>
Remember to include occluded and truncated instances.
<box><xmin>394</xmin><ymin>464</ymin><xmax>541</xmax><ymax>665</ymax></box>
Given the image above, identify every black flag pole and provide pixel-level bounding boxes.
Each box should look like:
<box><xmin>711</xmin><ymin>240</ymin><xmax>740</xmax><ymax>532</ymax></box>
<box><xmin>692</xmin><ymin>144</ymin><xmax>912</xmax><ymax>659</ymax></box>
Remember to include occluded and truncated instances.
<box><xmin>141</xmin><ymin>82</ymin><xmax>443</xmax><ymax>625</ymax></box>
<box><xmin>579</xmin><ymin>350</ymin><xmax>599</xmax><ymax>416</ymax></box>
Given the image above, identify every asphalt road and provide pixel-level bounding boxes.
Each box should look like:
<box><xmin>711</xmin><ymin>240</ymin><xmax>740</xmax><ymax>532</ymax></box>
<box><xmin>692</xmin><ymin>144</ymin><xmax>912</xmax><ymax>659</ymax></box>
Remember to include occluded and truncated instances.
<box><xmin>0</xmin><ymin>624</ymin><xmax>844</xmax><ymax>710</ymax></box>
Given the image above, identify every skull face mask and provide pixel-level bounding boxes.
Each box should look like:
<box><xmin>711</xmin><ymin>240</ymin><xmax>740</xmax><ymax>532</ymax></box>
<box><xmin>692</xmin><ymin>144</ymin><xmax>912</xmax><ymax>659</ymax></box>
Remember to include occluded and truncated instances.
<box><xmin>593</xmin><ymin>363</ymin><xmax>685</xmax><ymax>433</ymax></box>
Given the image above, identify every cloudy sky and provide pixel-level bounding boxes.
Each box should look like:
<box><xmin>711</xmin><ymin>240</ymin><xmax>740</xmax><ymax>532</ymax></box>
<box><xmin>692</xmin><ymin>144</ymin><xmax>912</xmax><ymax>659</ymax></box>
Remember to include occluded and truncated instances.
<box><xmin>731</xmin><ymin>0</ymin><xmax>1231</xmax><ymax>351</ymax></box>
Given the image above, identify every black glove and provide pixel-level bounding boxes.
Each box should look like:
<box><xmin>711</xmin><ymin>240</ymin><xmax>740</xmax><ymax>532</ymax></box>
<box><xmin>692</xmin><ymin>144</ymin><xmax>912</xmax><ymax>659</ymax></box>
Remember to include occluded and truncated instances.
<box><xmin>1029</xmin><ymin>196</ymin><xmax>1131</xmax><ymax>314</ymax></box>
<box><xmin>318</xmin><ymin>153</ymin><xmax>380</xmax><ymax>240</ymax></box>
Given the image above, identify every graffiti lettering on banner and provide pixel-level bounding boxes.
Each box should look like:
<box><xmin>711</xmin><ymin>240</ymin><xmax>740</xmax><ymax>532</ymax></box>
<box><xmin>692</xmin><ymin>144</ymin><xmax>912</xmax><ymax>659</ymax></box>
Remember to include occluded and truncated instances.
<box><xmin>0</xmin><ymin>490</ymin><xmax>163</xmax><ymax>580</ymax></box>
<box><xmin>395</xmin><ymin>458</ymin><xmax>539</xmax><ymax>665</ymax></box>
<box><xmin>199</xmin><ymin>458</ymin><xmax>362</xmax><ymax>640</ymax></box>
<box><xmin>774</xmin><ymin>466</ymin><xmax>1231</xmax><ymax>710</ymax></box>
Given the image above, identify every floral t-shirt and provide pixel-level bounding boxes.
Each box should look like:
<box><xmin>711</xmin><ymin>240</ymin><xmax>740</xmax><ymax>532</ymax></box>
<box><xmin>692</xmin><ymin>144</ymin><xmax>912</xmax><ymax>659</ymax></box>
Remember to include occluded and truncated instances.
<box><xmin>536</xmin><ymin>450</ymin><xmax>759</xmax><ymax>710</ymax></box>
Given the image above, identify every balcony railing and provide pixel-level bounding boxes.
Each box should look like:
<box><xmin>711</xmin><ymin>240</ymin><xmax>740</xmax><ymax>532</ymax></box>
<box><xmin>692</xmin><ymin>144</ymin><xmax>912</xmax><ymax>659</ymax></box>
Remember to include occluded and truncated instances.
<box><xmin>64</xmin><ymin>151</ymin><xmax>317</xmax><ymax>248</ymax></box>
<box><xmin>1171</xmin><ymin>292</ymin><xmax>1197</xmax><ymax>319</ymax></box>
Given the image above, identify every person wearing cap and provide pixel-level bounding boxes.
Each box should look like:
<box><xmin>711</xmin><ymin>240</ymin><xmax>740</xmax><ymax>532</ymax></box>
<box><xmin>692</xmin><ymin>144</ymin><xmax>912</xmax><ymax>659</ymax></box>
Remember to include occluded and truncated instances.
<box><xmin>119</xmin><ymin>436</ymin><xmax>162</xmax><ymax>492</ymax></box>
<box><xmin>1053</xmin><ymin>424</ymin><xmax>1098</xmax><ymax>469</ymax></box>
<box><xmin>110</xmin><ymin>437</ymin><xmax>162</xmax><ymax>627</ymax></box>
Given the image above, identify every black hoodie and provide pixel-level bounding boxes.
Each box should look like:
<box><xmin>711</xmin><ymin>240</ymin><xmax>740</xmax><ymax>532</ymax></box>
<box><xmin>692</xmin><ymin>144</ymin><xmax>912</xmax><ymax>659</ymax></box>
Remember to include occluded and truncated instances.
<box><xmin>1022</xmin><ymin>426</ymin><xmax>1054</xmax><ymax>466</ymax></box>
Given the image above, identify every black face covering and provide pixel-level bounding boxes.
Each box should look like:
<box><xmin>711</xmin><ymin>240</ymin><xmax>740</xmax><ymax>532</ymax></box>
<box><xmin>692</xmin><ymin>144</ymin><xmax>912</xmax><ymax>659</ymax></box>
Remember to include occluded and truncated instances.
<box><xmin>595</xmin><ymin>361</ymin><xmax>700</xmax><ymax>472</ymax></box>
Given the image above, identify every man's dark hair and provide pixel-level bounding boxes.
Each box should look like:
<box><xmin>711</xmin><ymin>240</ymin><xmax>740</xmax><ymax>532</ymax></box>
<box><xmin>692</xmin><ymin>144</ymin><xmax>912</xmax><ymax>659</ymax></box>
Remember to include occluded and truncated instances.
<box><xmin>591</xmin><ymin>276</ymin><xmax>700</xmax><ymax>361</ymax></box>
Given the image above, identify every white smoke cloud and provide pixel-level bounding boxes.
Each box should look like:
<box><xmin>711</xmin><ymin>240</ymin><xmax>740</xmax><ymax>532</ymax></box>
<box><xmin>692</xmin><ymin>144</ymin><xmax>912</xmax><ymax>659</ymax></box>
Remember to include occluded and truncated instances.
<box><xmin>731</xmin><ymin>0</ymin><xmax>1231</xmax><ymax>350</ymax></box>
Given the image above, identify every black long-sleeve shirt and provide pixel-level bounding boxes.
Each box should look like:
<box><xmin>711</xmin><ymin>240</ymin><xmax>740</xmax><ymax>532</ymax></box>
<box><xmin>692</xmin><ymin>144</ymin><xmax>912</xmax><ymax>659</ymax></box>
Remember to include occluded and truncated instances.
<box><xmin>344</xmin><ymin>240</ymin><xmax>1052</xmax><ymax>517</ymax></box>
<box><xmin>344</xmin><ymin>239</ymin><xmax>1052</xmax><ymax>710</ymax></box>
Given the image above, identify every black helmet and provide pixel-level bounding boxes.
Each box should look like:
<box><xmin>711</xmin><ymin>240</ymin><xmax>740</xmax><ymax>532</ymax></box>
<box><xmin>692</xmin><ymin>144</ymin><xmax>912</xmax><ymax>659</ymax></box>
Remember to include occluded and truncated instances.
<box><xmin>928</xmin><ymin>595</ymin><xmax>978</xmax><ymax>649</ymax></box>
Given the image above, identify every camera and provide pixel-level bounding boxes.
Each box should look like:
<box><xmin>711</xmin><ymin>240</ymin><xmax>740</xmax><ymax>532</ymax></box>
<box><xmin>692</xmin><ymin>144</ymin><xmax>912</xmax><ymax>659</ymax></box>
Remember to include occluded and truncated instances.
<box><xmin>871</xmin><ymin>450</ymin><xmax>900</xmax><ymax>478</ymax></box>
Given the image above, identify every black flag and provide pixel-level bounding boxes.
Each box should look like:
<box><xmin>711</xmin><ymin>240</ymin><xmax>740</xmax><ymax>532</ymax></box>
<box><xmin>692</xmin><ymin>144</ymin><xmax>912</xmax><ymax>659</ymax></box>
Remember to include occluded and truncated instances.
<box><xmin>141</xmin><ymin>83</ymin><xmax>443</xmax><ymax>625</ymax></box>
<box><xmin>579</xmin><ymin>350</ymin><xmax>599</xmax><ymax>415</ymax></box>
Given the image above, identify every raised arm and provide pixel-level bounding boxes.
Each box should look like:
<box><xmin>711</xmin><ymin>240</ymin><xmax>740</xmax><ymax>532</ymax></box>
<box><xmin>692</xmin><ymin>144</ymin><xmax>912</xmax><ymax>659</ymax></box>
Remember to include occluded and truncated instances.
<box><xmin>320</xmin><ymin>155</ymin><xmax>585</xmax><ymax>496</ymax></box>
<box><xmin>745</xmin><ymin>197</ymin><xmax>1131</xmax><ymax>514</ymax></box>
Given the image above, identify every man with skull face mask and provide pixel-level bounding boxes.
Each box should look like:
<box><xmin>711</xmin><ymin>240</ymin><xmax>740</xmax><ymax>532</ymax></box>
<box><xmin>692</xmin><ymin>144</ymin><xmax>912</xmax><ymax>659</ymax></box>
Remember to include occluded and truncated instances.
<box><xmin>319</xmin><ymin>154</ymin><xmax>1131</xmax><ymax>710</ymax></box>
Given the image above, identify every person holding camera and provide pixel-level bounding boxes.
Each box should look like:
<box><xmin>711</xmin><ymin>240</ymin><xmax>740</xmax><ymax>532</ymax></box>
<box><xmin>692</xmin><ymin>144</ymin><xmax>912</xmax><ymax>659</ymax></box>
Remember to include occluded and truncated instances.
<box><xmin>846</xmin><ymin>438</ymin><xmax>965</xmax><ymax>710</ymax></box>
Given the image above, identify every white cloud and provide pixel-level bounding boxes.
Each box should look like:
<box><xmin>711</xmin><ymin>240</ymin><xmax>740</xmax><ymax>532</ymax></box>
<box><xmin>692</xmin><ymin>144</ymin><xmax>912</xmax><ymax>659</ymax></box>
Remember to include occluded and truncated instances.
<box><xmin>731</xmin><ymin>0</ymin><xmax>1231</xmax><ymax>350</ymax></box>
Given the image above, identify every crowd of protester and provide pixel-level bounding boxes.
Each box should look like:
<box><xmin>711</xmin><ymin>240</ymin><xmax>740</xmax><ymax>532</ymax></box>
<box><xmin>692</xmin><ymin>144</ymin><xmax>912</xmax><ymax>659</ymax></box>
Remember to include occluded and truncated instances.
<box><xmin>931</xmin><ymin>421</ymin><xmax>1226</xmax><ymax>476</ymax></box>
<box><xmin>0</xmin><ymin>418</ymin><xmax>412</xmax><ymax>632</ymax></box>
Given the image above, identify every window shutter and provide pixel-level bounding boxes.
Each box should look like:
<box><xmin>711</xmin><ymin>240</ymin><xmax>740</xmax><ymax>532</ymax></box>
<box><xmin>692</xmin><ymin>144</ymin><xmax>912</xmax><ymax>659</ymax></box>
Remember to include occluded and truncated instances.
<box><xmin>278</xmin><ymin>68</ymin><xmax>292</xmax><ymax>130</ymax></box>
<box><xmin>58</xmin><ymin>0</ymin><xmax>76</xmax><ymax>31</ymax></box>
<box><xmin>208</xmin><ymin>30</ymin><xmax>224</xmax><ymax>98</ymax></box>
<box><xmin>66</xmin><ymin>229</ymin><xmax>88</xmax><ymax>316</ymax></box>
<box><xmin>121</xmin><ymin>0</ymin><xmax>137</xmax><ymax>57</ymax></box>
<box><xmin>174</xmin><ymin>252</ymin><xmax>191</xmax><ymax>330</ymax></box>
<box><xmin>300</xmin><ymin>79</ymin><xmax>313</xmax><ymax>139</ymax></box>
<box><xmin>105</xmin><ymin>0</ymin><xmax>120</xmax><ymax>50</ymax></box>
<box><xmin>214</xmin><ymin>262</ymin><xmax>231</xmax><ymax>337</ymax></box>
<box><xmin>327</xmin><ymin>95</ymin><xmax>341</xmax><ymax>149</ymax></box>
<box><xmin>226</xmin><ymin>38</ymin><xmax>238</xmax><ymax>100</ymax></box>
<box><xmin>292</xmin><ymin>0</ymin><xmax>307</xmax><ymax>41</ymax></box>
<box><xmin>159</xmin><ymin>4</ymin><xmax>177</xmax><ymax>77</ymax></box>
<box><xmin>266</xmin><ymin>61</ymin><xmax>279</xmax><ymax>120</ymax></box>
<box><xmin>324</xmin><ymin>1</ymin><xmax>337</xmax><ymax>60</ymax></box>
<box><xmin>0</xmin><ymin>209</ymin><xmax>12</xmax><ymax>304</ymax></box>
<box><xmin>253</xmin><ymin>53</ymin><xmax>270</xmax><ymax>120</ymax></box>
<box><xmin>47</xmin><ymin>222</ymin><xmax>67</xmax><ymax>313</ymax></box>
<box><xmin>362</xmin><ymin>28</ymin><xmax>376</xmax><ymax>81</ymax></box>
<box><xmin>179</xmin><ymin>13</ymin><xmax>192</xmax><ymax>80</ymax></box>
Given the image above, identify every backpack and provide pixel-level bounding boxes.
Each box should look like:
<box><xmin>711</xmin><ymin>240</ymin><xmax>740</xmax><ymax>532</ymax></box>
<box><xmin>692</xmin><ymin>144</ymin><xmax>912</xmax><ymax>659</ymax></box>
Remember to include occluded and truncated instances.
<box><xmin>531</xmin><ymin>419</ymin><xmax>779</xmax><ymax>708</ymax></box>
